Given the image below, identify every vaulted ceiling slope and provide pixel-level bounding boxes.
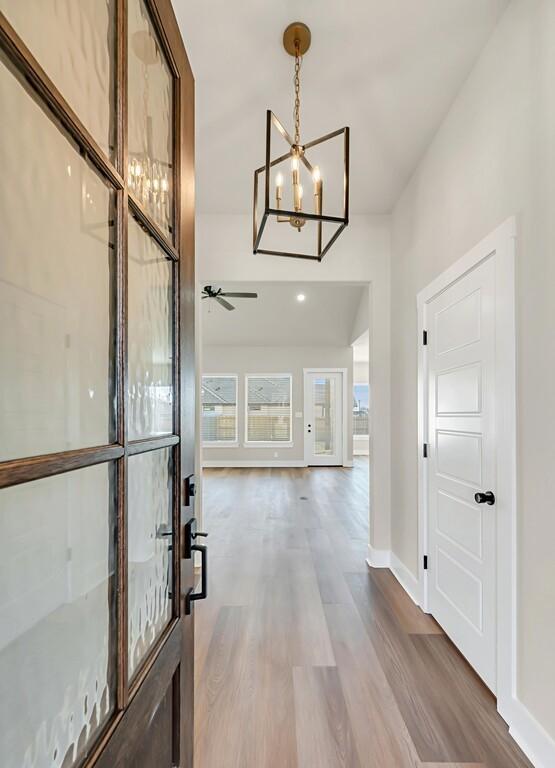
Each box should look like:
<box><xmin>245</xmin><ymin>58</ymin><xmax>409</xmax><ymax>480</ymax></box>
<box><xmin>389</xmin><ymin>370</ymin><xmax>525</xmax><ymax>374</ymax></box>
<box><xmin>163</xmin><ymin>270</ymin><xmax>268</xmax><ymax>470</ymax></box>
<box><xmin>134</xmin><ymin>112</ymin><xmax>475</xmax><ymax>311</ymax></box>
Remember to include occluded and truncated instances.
<box><xmin>173</xmin><ymin>0</ymin><xmax>507</xmax><ymax>215</ymax></box>
<box><xmin>201</xmin><ymin>283</ymin><xmax>365</xmax><ymax>347</ymax></box>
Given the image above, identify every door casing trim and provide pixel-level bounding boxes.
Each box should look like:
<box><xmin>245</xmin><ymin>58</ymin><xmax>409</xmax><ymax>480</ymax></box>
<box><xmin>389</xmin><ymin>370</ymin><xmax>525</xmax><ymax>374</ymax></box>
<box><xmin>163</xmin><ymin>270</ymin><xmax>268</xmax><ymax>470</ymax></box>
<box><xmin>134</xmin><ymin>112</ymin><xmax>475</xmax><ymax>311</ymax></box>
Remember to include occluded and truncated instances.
<box><xmin>417</xmin><ymin>217</ymin><xmax>517</xmax><ymax>721</ymax></box>
<box><xmin>303</xmin><ymin>368</ymin><xmax>349</xmax><ymax>467</ymax></box>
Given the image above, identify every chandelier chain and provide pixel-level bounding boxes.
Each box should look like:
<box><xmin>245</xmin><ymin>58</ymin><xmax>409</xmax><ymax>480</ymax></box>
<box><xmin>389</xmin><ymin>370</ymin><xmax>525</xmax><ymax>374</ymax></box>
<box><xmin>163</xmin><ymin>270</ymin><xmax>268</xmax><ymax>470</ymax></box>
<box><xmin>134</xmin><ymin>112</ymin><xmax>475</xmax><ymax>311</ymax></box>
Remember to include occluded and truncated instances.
<box><xmin>293</xmin><ymin>41</ymin><xmax>301</xmax><ymax>145</ymax></box>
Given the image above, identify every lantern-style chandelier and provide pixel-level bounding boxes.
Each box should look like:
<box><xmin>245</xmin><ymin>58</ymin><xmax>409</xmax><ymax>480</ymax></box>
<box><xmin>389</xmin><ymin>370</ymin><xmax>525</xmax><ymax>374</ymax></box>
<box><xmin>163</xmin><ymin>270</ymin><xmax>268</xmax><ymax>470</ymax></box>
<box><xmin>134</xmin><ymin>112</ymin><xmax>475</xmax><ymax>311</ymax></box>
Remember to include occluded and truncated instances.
<box><xmin>253</xmin><ymin>22</ymin><xmax>350</xmax><ymax>261</ymax></box>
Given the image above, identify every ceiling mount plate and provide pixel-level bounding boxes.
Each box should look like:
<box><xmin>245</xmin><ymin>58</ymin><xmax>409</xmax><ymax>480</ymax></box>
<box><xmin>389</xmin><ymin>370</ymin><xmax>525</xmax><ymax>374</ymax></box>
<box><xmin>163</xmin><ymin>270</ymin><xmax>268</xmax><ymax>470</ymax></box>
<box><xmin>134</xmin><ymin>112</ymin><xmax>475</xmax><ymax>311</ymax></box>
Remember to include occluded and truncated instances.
<box><xmin>283</xmin><ymin>22</ymin><xmax>311</xmax><ymax>56</ymax></box>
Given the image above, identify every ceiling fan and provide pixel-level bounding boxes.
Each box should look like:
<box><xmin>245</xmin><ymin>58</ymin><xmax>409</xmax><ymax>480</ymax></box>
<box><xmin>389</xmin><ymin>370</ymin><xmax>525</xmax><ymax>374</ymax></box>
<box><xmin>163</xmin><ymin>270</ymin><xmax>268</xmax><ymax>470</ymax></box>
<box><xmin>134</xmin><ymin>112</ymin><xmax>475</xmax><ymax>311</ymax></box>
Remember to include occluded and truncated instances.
<box><xmin>201</xmin><ymin>285</ymin><xmax>258</xmax><ymax>311</ymax></box>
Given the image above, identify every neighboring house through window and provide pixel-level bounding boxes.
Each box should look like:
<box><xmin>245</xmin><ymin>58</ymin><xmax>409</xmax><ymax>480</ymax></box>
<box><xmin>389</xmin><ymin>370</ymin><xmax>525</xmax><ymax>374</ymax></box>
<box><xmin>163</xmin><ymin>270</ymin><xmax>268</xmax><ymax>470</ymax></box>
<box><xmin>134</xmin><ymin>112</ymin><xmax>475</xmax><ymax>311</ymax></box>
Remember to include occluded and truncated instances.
<box><xmin>246</xmin><ymin>374</ymin><xmax>292</xmax><ymax>443</ymax></box>
<box><xmin>201</xmin><ymin>375</ymin><xmax>238</xmax><ymax>444</ymax></box>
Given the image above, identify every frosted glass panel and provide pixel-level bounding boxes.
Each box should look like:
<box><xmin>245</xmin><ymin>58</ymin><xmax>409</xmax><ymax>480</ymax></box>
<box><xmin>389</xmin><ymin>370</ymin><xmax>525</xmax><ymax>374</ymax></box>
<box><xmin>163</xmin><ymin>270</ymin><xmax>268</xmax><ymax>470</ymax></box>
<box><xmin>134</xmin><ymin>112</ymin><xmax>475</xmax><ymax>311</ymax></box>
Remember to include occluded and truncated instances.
<box><xmin>0</xmin><ymin>463</ymin><xmax>116</xmax><ymax>768</ymax></box>
<box><xmin>128</xmin><ymin>0</ymin><xmax>173</xmax><ymax>235</ymax></box>
<box><xmin>128</xmin><ymin>448</ymin><xmax>173</xmax><ymax>678</ymax></box>
<box><xmin>0</xmin><ymin>56</ymin><xmax>115</xmax><ymax>462</ymax></box>
<box><xmin>0</xmin><ymin>0</ymin><xmax>115</xmax><ymax>158</ymax></box>
<box><xmin>314</xmin><ymin>377</ymin><xmax>335</xmax><ymax>455</ymax></box>
<box><xmin>128</xmin><ymin>217</ymin><xmax>173</xmax><ymax>440</ymax></box>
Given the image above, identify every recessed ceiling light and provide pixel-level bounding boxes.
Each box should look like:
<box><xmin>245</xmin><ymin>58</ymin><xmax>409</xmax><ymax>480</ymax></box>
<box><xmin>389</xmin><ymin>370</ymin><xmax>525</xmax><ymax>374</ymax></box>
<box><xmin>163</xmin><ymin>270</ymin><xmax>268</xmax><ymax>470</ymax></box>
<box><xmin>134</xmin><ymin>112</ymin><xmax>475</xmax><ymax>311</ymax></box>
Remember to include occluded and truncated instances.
<box><xmin>297</xmin><ymin>293</ymin><xmax>306</xmax><ymax>302</ymax></box>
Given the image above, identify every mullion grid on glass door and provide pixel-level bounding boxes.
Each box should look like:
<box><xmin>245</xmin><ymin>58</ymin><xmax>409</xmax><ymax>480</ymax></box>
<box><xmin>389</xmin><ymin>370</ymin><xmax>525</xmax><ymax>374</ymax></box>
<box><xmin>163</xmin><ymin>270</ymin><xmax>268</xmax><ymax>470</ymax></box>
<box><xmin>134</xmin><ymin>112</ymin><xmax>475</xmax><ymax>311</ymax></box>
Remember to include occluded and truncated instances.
<box><xmin>124</xmin><ymin>216</ymin><xmax>180</xmax><ymax>698</ymax></box>
<box><xmin>0</xmin><ymin>0</ymin><xmax>128</xmax><ymax>758</ymax></box>
<box><xmin>115</xmin><ymin>0</ymin><xmax>129</xmax><ymax>711</ymax></box>
<box><xmin>0</xmin><ymin>9</ymin><xmax>125</xmax><ymax>490</ymax></box>
<box><xmin>122</xmin><ymin>0</ymin><xmax>182</xmax><ymax>701</ymax></box>
<box><xmin>0</xmin><ymin>0</ymin><xmax>181</xmax><ymax>741</ymax></box>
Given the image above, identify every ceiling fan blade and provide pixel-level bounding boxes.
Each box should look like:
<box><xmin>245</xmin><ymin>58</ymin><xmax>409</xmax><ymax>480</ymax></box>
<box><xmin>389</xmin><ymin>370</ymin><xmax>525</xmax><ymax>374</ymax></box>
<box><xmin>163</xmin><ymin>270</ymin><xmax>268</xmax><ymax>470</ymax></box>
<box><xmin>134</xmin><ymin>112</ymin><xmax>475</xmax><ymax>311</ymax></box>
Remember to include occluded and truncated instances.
<box><xmin>216</xmin><ymin>296</ymin><xmax>235</xmax><ymax>311</ymax></box>
<box><xmin>220</xmin><ymin>292</ymin><xmax>258</xmax><ymax>299</ymax></box>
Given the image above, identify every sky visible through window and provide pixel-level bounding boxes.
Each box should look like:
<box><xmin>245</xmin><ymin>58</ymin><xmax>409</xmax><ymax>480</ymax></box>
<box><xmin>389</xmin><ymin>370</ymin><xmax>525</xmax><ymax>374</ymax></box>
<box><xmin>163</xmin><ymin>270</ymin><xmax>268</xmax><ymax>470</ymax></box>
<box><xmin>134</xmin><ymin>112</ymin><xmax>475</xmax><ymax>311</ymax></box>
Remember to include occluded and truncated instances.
<box><xmin>353</xmin><ymin>384</ymin><xmax>369</xmax><ymax>410</ymax></box>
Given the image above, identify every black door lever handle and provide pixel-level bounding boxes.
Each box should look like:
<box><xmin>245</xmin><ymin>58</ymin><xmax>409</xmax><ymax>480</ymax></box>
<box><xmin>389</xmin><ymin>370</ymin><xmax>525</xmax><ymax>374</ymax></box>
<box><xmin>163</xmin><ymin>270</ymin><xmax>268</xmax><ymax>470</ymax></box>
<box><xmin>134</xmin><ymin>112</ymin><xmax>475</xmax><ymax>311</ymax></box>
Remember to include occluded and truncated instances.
<box><xmin>185</xmin><ymin>543</ymin><xmax>207</xmax><ymax>615</ymax></box>
<box><xmin>474</xmin><ymin>491</ymin><xmax>495</xmax><ymax>505</ymax></box>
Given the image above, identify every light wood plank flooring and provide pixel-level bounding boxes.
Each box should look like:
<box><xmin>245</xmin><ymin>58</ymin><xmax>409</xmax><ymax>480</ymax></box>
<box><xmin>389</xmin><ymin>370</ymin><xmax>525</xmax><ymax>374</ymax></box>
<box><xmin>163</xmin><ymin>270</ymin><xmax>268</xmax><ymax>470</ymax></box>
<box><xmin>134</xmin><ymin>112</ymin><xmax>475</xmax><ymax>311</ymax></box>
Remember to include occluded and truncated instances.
<box><xmin>194</xmin><ymin>459</ymin><xmax>531</xmax><ymax>768</ymax></box>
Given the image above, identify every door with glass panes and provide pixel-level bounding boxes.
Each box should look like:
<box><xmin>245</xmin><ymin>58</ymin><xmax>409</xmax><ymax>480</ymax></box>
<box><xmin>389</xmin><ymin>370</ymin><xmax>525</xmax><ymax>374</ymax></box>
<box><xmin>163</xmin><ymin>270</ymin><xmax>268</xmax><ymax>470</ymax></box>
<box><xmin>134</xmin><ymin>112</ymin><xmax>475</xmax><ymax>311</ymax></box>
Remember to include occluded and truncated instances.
<box><xmin>304</xmin><ymin>371</ymin><xmax>344</xmax><ymax>466</ymax></box>
<box><xmin>0</xmin><ymin>1</ymin><xmax>196</xmax><ymax>766</ymax></box>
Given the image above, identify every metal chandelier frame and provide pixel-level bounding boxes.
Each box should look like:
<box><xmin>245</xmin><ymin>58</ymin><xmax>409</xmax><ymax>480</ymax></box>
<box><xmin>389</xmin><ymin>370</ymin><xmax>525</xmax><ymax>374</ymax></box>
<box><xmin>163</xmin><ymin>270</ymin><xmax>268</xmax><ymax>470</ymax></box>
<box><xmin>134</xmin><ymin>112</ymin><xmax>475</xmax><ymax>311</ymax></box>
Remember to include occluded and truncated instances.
<box><xmin>253</xmin><ymin>112</ymin><xmax>350</xmax><ymax>261</ymax></box>
<box><xmin>253</xmin><ymin>22</ymin><xmax>350</xmax><ymax>262</ymax></box>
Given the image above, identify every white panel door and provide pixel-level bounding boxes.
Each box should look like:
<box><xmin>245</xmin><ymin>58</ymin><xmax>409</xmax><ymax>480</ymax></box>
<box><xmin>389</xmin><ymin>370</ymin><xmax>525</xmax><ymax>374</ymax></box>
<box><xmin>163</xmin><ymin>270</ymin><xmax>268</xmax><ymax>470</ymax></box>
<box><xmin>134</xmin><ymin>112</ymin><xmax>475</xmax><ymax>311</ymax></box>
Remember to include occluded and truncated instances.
<box><xmin>426</xmin><ymin>257</ymin><xmax>496</xmax><ymax>691</ymax></box>
<box><xmin>304</xmin><ymin>372</ymin><xmax>343</xmax><ymax>466</ymax></box>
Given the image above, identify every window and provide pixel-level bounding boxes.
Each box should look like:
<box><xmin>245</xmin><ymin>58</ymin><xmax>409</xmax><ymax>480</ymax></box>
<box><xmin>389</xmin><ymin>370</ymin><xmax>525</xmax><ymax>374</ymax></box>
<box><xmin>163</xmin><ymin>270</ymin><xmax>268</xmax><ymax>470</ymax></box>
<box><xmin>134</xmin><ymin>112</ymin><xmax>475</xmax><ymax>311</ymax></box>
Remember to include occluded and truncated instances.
<box><xmin>246</xmin><ymin>375</ymin><xmax>292</xmax><ymax>443</ymax></box>
<box><xmin>353</xmin><ymin>383</ymin><xmax>369</xmax><ymax>436</ymax></box>
<box><xmin>201</xmin><ymin>375</ymin><xmax>238</xmax><ymax>444</ymax></box>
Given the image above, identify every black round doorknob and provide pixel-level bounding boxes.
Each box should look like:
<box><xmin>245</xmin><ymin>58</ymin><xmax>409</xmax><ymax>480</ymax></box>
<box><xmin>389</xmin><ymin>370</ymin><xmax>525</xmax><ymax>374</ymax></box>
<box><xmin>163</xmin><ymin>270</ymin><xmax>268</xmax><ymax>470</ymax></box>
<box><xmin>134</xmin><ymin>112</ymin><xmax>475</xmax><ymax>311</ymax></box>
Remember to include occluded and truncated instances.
<box><xmin>474</xmin><ymin>491</ymin><xmax>495</xmax><ymax>505</ymax></box>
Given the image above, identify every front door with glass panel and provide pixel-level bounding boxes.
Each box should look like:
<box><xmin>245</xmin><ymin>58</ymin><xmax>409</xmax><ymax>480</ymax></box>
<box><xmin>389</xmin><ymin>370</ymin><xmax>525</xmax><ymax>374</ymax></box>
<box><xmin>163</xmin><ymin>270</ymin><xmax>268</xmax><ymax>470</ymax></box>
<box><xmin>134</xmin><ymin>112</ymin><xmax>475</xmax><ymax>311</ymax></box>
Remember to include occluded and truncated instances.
<box><xmin>304</xmin><ymin>371</ymin><xmax>343</xmax><ymax>466</ymax></box>
<box><xmin>0</xmin><ymin>1</ymin><xmax>196</xmax><ymax>767</ymax></box>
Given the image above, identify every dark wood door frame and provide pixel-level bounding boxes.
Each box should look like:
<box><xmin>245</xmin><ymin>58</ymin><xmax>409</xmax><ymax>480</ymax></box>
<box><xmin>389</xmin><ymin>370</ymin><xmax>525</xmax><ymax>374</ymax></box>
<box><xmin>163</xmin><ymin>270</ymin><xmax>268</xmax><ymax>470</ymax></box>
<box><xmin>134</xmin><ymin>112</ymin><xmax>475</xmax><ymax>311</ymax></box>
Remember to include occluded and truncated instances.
<box><xmin>0</xmin><ymin>0</ymin><xmax>195</xmax><ymax>765</ymax></box>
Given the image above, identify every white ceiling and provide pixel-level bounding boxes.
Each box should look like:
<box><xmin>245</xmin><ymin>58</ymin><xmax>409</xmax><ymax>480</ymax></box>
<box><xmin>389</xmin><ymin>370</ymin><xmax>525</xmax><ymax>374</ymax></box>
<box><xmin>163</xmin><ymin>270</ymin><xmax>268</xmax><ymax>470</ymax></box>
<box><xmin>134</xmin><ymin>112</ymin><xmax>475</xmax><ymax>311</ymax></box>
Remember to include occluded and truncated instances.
<box><xmin>173</xmin><ymin>0</ymin><xmax>507</xmax><ymax>215</ymax></box>
<box><xmin>201</xmin><ymin>282</ymin><xmax>365</xmax><ymax>347</ymax></box>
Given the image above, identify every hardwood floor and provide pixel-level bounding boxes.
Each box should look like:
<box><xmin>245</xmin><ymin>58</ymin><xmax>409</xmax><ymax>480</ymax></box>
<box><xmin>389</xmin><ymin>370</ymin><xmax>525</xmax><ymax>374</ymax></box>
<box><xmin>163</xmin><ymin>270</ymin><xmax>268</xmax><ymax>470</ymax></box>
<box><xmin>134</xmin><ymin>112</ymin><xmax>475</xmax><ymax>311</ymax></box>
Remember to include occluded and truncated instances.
<box><xmin>194</xmin><ymin>459</ymin><xmax>532</xmax><ymax>768</ymax></box>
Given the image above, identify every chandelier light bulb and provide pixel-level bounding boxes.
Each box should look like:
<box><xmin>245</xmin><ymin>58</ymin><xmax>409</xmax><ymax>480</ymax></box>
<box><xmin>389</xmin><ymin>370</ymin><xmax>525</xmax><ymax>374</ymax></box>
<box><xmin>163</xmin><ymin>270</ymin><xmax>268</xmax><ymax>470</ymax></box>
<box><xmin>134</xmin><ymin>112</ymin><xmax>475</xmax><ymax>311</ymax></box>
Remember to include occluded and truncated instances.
<box><xmin>312</xmin><ymin>166</ymin><xmax>321</xmax><ymax>183</ymax></box>
<box><xmin>275</xmin><ymin>171</ymin><xmax>284</xmax><ymax>205</ymax></box>
<box><xmin>291</xmin><ymin>155</ymin><xmax>299</xmax><ymax>172</ymax></box>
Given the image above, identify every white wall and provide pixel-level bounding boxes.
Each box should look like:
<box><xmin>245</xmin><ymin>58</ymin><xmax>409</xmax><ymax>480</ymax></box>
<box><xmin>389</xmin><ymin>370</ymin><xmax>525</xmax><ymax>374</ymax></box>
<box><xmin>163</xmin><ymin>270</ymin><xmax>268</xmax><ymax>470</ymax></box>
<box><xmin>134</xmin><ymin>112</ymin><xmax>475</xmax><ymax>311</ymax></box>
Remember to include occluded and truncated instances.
<box><xmin>202</xmin><ymin>345</ymin><xmax>353</xmax><ymax>464</ymax></box>
<box><xmin>390</xmin><ymin>0</ymin><xmax>555</xmax><ymax>749</ymax></box>
<box><xmin>354</xmin><ymin>360</ymin><xmax>369</xmax><ymax>384</ymax></box>
<box><xmin>350</xmin><ymin>289</ymin><xmax>370</xmax><ymax>346</ymax></box>
<box><xmin>198</xmin><ymin>213</ymin><xmax>391</xmax><ymax>550</ymax></box>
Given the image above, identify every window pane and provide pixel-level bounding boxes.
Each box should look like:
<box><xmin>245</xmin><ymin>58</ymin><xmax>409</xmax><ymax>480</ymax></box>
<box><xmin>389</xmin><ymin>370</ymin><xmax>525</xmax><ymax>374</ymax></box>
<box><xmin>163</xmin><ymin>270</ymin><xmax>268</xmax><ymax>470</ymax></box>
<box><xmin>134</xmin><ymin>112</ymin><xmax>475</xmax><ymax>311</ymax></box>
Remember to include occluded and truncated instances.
<box><xmin>353</xmin><ymin>384</ymin><xmax>369</xmax><ymax>436</ymax></box>
<box><xmin>247</xmin><ymin>376</ymin><xmax>291</xmax><ymax>442</ymax></box>
<box><xmin>128</xmin><ymin>448</ymin><xmax>173</xmax><ymax>679</ymax></box>
<box><xmin>202</xmin><ymin>376</ymin><xmax>237</xmax><ymax>443</ymax></box>
<box><xmin>128</xmin><ymin>217</ymin><xmax>173</xmax><ymax>440</ymax></box>
<box><xmin>128</xmin><ymin>0</ymin><xmax>173</xmax><ymax>237</ymax></box>
<box><xmin>0</xmin><ymin>463</ymin><xmax>116</xmax><ymax>768</ymax></box>
<box><xmin>0</xmin><ymin>56</ymin><xmax>116</xmax><ymax>462</ymax></box>
<box><xmin>313</xmin><ymin>377</ymin><xmax>336</xmax><ymax>456</ymax></box>
<box><xmin>0</xmin><ymin>0</ymin><xmax>115</xmax><ymax>159</ymax></box>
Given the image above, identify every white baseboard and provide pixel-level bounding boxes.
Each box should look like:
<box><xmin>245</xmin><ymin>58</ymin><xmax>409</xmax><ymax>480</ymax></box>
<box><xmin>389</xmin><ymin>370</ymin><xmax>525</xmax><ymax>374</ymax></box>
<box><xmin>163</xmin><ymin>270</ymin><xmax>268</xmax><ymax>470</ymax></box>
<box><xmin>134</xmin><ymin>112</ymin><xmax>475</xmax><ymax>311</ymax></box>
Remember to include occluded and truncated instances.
<box><xmin>365</xmin><ymin>547</ymin><xmax>420</xmax><ymax>605</ymax></box>
<box><xmin>389</xmin><ymin>551</ymin><xmax>420</xmax><ymax>606</ymax></box>
<box><xmin>370</xmin><ymin>552</ymin><xmax>555</xmax><ymax>768</ymax></box>
<box><xmin>366</xmin><ymin>545</ymin><xmax>391</xmax><ymax>568</ymax></box>
<box><xmin>203</xmin><ymin>459</ymin><xmax>306</xmax><ymax>468</ymax></box>
<box><xmin>343</xmin><ymin>460</ymin><xmax>354</xmax><ymax>468</ymax></box>
<box><xmin>507</xmin><ymin>696</ymin><xmax>555</xmax><ymax>768</ymax></box>
<box><xmin>353</xmin><ymin>448</ymin><xmax>370</xmax><ymax>456</ymax></box>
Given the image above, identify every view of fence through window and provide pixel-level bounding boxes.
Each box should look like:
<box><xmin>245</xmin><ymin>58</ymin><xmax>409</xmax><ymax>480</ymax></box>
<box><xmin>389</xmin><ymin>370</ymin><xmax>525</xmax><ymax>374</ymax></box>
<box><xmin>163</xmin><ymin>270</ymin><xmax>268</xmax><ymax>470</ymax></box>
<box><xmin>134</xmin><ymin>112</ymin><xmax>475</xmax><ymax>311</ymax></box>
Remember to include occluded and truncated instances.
<box><xmin>201</xmin><ymin>376</ymin><xmax>237</xmax><ymax>442</ymax></box>
<box><xmin>353</xmin><ymin>383</ymin><xmax>369</xmax><ymax>436</ymax></box>
<box><xmin>247</xmin><ymin>375</ymin><xmax>291</xmax><ymax>442</ymax></box>
<box><xmin>313</xmin><ymin>377</ymin><xmax>335</xmax><ymax>455</ymax></box>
